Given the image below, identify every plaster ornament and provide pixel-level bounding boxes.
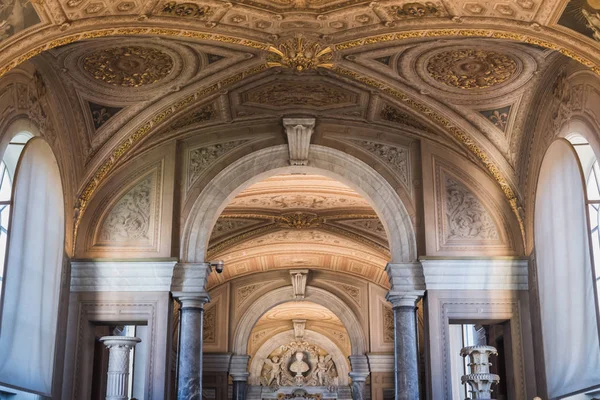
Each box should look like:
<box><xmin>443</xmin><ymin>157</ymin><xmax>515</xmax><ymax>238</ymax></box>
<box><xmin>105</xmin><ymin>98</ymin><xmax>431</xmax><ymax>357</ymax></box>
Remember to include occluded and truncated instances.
<box><xmin>445</xmin><ymin>176</ymin><xmax>499</xmax><ymax>241</ymax></box>
<box><xmin>426</xmin><ymin>49</ymin><xmax>517</xmax><ymax>89</ymax></box>
<box><xmin>99</xmin><ymin>174</ymin><xmax>153</xmax><ymax>242</ymax></box>
<box><xmin>267</xmin><ymin>36</ymin><xmax>333</xmax><ymax>71</ymax></box>
<box><xmin>389</xmin><ymin>2</ymin><xmax>444</xmax><ymax>19</ymax></box>
<box><xmin>351</xmin><ymin>139</ymin><xmax>410</xmax><ymax>186</ymax></box>
<box><xmin>82</xmin><ymin>46</ymin><xmax>174</xmax><ymax>87</ymax></box>
<box><xmin>277</xmin><ymin>389</ymin><xmax>322</xmax><ymax>400</ymax></box>
<box><xmin>187</xmin><ymin>140</ymin><xmax>246</xmax><ymax>187</ymax></box>
<box><xmin>161</xmin><ymin>1</ymin><xmax>212</xmax><ymax>18</ymax></box>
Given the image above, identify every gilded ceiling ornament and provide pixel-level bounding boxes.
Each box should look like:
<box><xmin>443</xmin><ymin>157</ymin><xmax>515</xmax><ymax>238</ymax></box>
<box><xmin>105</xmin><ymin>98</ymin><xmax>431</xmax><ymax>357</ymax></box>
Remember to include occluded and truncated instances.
<box><xmin>82</xmin><ymin>46</ymin><xmax>174</xmax><ymax>87</ymax></box>
<box><xmin>389</xmin><ymin>2</ymin><xmax>442</xmax><ymax>18</ymax></box>
<box><xmin>161</xmin><ymin>1</ymin><xmax>212</xmax><ymax>18</ymax></box>
<box><xmin>426</xmin><ymin>49</ymin><xmax>517</xmax><ymax>89</ymax></box>
<box><xmin>267</xmin><ymin>37</ymin><xmax>334</xmax><ymax>72</ymax></box>
<box><xmin>278</xmin><ymin>212</ymin><xmax>323</xmax><ymax>229</ymax></box>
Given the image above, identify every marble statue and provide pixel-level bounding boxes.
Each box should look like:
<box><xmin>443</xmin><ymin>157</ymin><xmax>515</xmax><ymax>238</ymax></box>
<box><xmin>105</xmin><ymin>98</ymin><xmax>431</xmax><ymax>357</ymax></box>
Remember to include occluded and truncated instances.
<box><xmin>264</xmin><ymin>356</ymin><xmax>284</xmax><ymax>386</ymax></box>
<box><xmin>289</xmin><ymin>352</ymin><xmax>310</xmax><ymax>377</ymax></box>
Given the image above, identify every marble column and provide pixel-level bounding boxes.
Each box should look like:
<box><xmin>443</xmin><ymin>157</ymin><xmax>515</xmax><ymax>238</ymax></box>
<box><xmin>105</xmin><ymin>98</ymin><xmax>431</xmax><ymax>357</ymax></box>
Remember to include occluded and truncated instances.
<box><xmin>385</xmin><ymin>262</ymin><xmax>425</xmax><ymax>400</ymax></box>
<box><xmin>99</xmin><ymin>336</ymin><xmax>141</xmax><ymax>400</ymax></box>
<box><xmin>230</xmin><ymin>355</ymin><xmax>251</xmax><ymax>400</ymax></box>
<box><xmin>389</xmin><ymin>295</ymin><xmax>420</xmax><ymax>400</ymax></box>
<box><xmin>177</xmin><ymin>295</ymin><xmax>209</xmax><ymax>400</ymax></box>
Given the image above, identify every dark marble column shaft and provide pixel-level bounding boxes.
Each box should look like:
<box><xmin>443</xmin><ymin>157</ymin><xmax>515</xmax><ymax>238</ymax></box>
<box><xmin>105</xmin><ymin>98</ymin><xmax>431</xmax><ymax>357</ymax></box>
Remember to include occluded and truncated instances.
<box><xmin>232</xmin><ymin>380</ymin><xmax>247</xmax><ymax>400</ymax></box>
<box><xmin>394</xmin><ymin>304</ymin><xmax>420</xmax><ymax>400</ymax></box>
<box><xmin>177</xmin><ymin>296</ymin><xmax>208</xmax><ymax>400</ymax></box>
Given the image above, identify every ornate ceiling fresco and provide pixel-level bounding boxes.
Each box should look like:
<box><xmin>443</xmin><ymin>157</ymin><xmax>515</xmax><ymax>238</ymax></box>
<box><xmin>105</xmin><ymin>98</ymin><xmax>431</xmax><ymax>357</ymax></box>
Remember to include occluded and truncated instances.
<box><xmin>206</xmin><ymin>174</ymin><xmax>390</xmax><ymax>287</ymax></box>
<box><xmin>1</xmin><ymin>0</ymin><xmax>600</xmax><ymax>252</ymax></box>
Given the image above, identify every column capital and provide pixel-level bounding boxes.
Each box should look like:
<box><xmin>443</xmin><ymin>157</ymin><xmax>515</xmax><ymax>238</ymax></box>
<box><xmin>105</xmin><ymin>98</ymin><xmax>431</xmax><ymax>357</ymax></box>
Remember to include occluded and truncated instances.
<box><xmin>99</xmin><ymin>335</ymin><xmax>142</xmax><ymax>349</ymax></box>
<box><xmin>176</xmin><ymin>294</ymin><xmax>210</xmax><ymax>309</ymax></box>
<box><xmin>230</xmin><ymin>355</ymin><xmax>251</xmax><ymax>381</ymax></box>
<box><xmin>348</xmin><ymin>354</ymin><xmax>370</xmax><ymax>379</ymax></box>
<box><xmin>171</xmin><ymin>262</ymin><xmax>211</xmax><ymax>295</ymax></box>
<box><xmin>386</xmin><ymin>292</ymin><xmax>422</xmax><ymax>308</ymax></box>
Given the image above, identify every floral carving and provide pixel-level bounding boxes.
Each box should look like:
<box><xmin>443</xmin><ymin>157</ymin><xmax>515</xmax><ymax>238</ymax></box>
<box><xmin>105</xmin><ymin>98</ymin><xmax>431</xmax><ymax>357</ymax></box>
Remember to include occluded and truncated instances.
<box><xmin>171</xmin><ymin>104</ymin><xmax>216</xmax><ymax>131</ymax></box>
<box><xmin>278</xmin><ymin>212</ymin><xmax>323</xmax><ymax>229</ymax></box>
<box><xmin>187</xmin><ymin>141</ymin><xmax>245</xmax><ymax>187</ymax></box>
<box><xmin>389</xmin><ymin>2</ymin><xmax>444</xmax><ymax>19</ymax></box>
<box><xmin>89</xmin><ymin>101</ymin><xmax>123</xmax><ymax>130</ymax></box>
<box><xmin>99</xmin><ymin>174</ymin><xmax>154</xmax><ymax>242</ymax></box>
<box><xmin>427</xmin><ymin>49</ymin><xmax>517</xmax><ymax>89</ymax></box>
<box><xmin>351</xmin><ymin>139</ymin><xmax>410</xmax><ymax>186</ymax></box>
<box><xmin>383</xmin><ymin>305</ymin><xmax>394</xmax><ymax>343</ymax></box>
<box><xmin>227</xmin><ymin>193</ymin><xmax>369</xmax><ymax>210</ymax></box>
<box><xmin>211</xmin><ymin>218</ymin><xmax>260</xmax><ymax>240</ymax></box>
<box><xmin>161</xmin><ymin>1</ymin><xmax>212</xmax><ymax>18</ymax></box>
<box><xmin>82</xmin><ymin>46</ymin><xmax>174</xmax><ymax>87</ymax></box>
<box><xmin>337</xmin><ymin>219</ymin><xmax>387</xmax><ymax>240</ymax></box>
<box><xmin>203</xmin><ymin>306</ymin><xmax>216</xmax><ymax>343</ymax></box>
<box><xmin>445</xmin><ymin>176</ymin><xmax>499</xmax><ymax>241</ymax></box>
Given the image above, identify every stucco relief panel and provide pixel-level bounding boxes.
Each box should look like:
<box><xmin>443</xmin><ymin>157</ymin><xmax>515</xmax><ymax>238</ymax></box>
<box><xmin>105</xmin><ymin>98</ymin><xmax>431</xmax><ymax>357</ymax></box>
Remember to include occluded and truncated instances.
<box><xmin>89</xmin><ymin>161</ymin><xmax>163</xmax><ymax>251</ymax></box>
<box><xmin>433</xmin><ymin>158</ymin><xmax>512</xmax><ymax>252</ymax></box>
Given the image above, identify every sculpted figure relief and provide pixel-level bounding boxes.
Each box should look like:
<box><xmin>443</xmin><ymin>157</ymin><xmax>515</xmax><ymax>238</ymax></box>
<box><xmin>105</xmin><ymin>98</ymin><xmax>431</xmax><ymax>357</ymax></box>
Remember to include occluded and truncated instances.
<box><xmin>260</xmin><ymin>341</ymin><xmax>338</xmax><ymax>388</ymax></box>
<box><xmin>264</xmin><ymin>356</ymin><xmax>284</xmax><ymax>386</ymax></box>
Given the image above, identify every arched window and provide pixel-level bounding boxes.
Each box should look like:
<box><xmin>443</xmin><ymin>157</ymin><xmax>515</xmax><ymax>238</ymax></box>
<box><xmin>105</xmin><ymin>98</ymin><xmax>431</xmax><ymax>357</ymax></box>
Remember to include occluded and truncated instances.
<box><xmin>0</xmin><ymin>132</ymin><xmax>32</xmax><ymax>302</ymax></box>
<box><xmin>0</xmin><ymin>136</ymin><xmax>64</xmax><ymax>397</ymax></box>
<box><xmin>568</xmin><ymin>134</ymin><xmax>600</xmax><ymax>309</ymax></box>
<box><xmin>535</xmin><ymin>138</ymin><xmax>600</xmax><ymax>398</ymax></box>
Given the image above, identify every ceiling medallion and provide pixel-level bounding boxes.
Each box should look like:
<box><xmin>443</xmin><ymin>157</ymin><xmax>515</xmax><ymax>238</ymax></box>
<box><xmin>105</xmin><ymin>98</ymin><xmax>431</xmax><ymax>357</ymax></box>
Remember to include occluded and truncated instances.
<box><xmin>267</xmin><ymin>37</ymin><xmax>334</xmax><ymax>72</ymax></box>
<box><xmin>426</xmin><ymin>49</ymin><xmax>517</xmax><ymax>89</ymax></box>
<box><xmin>82</xmin><ymin>46</ymin><xmax>174</xmax><ymax>87</ymax></box>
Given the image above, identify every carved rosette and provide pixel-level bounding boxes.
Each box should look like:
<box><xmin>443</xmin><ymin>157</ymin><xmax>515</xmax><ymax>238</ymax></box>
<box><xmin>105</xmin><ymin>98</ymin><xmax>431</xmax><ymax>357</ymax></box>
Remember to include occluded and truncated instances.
<box><xmin>426</xmin><ymin>49</ymin><xmax>517</xmax><ymax>90</ymax></box>
<box><xmin>82</xmin><ymin>46</ymin><xmax>174</xmax><ymax>87</ymax></box>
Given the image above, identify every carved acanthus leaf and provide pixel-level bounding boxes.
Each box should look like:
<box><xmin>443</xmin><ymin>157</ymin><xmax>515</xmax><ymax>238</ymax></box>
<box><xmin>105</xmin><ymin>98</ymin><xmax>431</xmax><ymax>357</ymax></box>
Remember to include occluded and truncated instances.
<box><xmin>444</xmin><ymin>175</ymin><xmax>499</xmax><ymax>241</ymax></box>
<box><xmin>334</xmin><ymin>218</ymin><xmax>387</xmax><ymax>240</ymax></box>
<box><xmin>211</xmin><ymin>218</ymin><xmax>263</xmax><ymax>241</ymax></box>
<box><xmin>187</xmin><ymin>140</ymin><xmax>246</xmax><ymax>188</ymax></box>
<box><xmin>237</xmin><ymin>282</ymin><xmax>269</xmax><ymax>308</ymax></box>
<box><xmin>383</xmin><ymin>305</ymin><xmax>394</xmax><ymax>344</ymax></box>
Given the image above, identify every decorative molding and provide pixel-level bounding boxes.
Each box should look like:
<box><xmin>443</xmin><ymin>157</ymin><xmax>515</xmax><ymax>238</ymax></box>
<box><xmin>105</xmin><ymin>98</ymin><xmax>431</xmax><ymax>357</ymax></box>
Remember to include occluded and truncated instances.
<box><xmin>420</xmin><ymin>258</ymin><xmax>528</xmax><ymax>290</ymax></box>
<box><xmin>70</xmin><ymin>260</ymin><xmax>177</xmax><ymax>291</ymax></box>
<box><xmin>380</xmin><ymin>103</ymin><xmax>430</xmax><ymax>132</ymax></box>
<box><xmin>236</xmin><ymin>282</ymin><xmax>269</xmax><ymax>308</ymax></box>
<box><xmin>293</xmin><ymin>319</ymin><xmax>306</xmax><ymax>340</ymax></box>
<box><xmin>367</xmin><ymin>353</ymin><xmax>394</xmax><ymax>373</ymax></box>
<box><xmin>283</xmin><ymin>117</ymin><xmax>315</xmax><ymax>166</ymax></box>
<box><xmin>203</xmin><ymin>353</ymin><xmax>233</xmax><ymax>373</ymax></box>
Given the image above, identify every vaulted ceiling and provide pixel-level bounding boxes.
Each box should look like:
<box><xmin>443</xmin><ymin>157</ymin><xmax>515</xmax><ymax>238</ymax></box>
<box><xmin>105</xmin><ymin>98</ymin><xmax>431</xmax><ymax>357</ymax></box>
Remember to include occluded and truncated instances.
<box><xmin>206</xmin><ymin>174</ymin><xmax>390</xmax><ymax>288</ymax></box>
<box><xmin>1</xmin><ymin>0</ymin><xmax>600</xmax><ymax>252</ymax></box>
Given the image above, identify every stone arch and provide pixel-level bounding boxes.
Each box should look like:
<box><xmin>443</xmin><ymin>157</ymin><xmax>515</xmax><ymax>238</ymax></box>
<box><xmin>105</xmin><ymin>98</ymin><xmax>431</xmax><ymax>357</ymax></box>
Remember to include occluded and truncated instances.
<box><xmin>248</xmin><ymin>330</ymin><xmax>350</xmax><ymax>385</ymax></box>
<box><xmin>232</xmin><ymin>286</ymin><xmax>367</xmax><ymax>356</ymax></box>
<box><xmin>182</xmin><ymin>145</ymin><xmax>415</xmax><ymax>264</ymax></box>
